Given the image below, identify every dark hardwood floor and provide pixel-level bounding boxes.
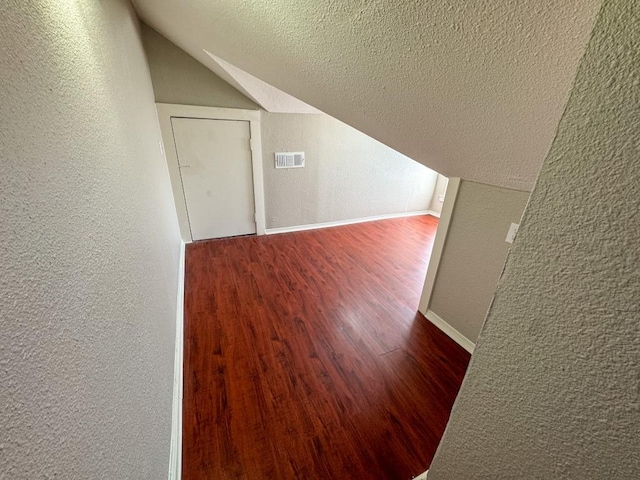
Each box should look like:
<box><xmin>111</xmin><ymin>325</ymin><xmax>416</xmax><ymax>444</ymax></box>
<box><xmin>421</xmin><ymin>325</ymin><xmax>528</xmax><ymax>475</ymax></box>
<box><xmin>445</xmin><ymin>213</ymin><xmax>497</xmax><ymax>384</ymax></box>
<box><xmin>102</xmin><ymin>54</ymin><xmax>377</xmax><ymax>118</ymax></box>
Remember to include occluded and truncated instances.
<box><xmin>183</xmin><ymin>215</ymin><xmax>470</xmax><ymax>480</ymax></box>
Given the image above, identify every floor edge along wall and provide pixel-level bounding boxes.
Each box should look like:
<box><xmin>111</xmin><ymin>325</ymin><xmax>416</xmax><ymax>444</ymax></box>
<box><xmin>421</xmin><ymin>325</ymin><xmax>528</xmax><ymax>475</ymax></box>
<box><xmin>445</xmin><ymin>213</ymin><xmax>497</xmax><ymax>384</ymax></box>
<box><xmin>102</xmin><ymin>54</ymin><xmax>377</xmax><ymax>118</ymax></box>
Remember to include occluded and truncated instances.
<box><xmin>265</xmin><ymin>210</ymin><xmax>439</xmax><ymax>235</ymax></box>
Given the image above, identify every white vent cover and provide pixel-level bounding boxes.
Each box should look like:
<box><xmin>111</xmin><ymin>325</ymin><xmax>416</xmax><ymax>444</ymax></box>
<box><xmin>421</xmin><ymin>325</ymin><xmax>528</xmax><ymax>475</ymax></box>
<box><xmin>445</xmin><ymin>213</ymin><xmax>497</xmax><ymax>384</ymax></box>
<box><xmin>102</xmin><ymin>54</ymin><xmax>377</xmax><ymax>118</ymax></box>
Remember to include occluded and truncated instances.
<box><xmin>275</xmin><ymin>152</ymin><xmax>305</xmax><ymax>169</ymax></box>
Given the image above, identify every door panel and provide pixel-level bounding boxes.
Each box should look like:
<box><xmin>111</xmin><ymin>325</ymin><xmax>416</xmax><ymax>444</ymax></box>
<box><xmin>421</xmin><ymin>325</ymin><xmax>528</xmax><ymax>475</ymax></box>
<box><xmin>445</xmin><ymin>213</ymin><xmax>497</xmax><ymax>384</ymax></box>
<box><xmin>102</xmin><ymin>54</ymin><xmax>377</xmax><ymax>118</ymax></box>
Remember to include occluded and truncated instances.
<box><xmin>171</xmin><ymin>117</ymin><xmax>256</xmax><ymax>240</ymax></box>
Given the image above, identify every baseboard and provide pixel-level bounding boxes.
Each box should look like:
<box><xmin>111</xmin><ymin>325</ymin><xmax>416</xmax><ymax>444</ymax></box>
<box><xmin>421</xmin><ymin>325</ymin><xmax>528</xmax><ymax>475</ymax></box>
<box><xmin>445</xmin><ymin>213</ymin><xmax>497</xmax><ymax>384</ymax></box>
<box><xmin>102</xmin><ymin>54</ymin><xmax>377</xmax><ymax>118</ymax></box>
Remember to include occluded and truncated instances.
<box><xmin>168</xmin><ymin>241</ymin><xmax>186</xmax><ymax>480</ymax></box>
<box><xmin>265</xmin><ymin>210</ymin><xmax>435</xmax><ymax>235</ymax></box>
<box><xmin>427</xmin><ymin>210</ymin><xmax>441</xmax><ymax>218</ymax></box>
<box><xmin>425</xmin><ymin>309</ymin><xmax>475</xmax><ymax>354</ymax></box>
<box><xmin>414</xmin><ymin>470</ymin><xmax>428</xmax><ymax>479</ymax></box>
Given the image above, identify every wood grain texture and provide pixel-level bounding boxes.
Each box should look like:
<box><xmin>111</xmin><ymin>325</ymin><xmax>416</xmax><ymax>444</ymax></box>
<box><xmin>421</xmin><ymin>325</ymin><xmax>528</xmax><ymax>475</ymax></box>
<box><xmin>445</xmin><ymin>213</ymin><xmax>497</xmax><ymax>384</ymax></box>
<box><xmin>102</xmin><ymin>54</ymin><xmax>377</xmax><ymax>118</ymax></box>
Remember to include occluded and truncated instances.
<box><xmin>183</xmin><ymin>215</ymin><xmax>470</xmax><ymax>480</ymax></box>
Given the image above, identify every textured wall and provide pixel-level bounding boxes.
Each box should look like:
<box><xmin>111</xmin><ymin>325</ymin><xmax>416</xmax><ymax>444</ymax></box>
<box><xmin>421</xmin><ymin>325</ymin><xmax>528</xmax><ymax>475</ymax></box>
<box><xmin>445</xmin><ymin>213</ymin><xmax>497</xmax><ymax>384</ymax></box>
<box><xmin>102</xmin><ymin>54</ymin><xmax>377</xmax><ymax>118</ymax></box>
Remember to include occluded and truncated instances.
<box><xmin>141</xmin><ymin>23</ymin><xmax>259</xmax><ymax>110</ymax></box>
<box><xmin>0</xmin><ymin>1</ymin><xmax>181</xmax><ymax>478</ymax></box>
<box><xmin>203</xmin><ymin>51</ymin><xmax>322</xmax><ymax>114</ymax></box>
<box><xmin>428</xmin><ymin>181</ymin><xmax>530</xmax><ymax>342</ymax></box>
<box><xmin>429</xmin><ymin>1</ymin><xmax>640</xmax><ymax>478</ymax></box>
<box><xmin>132</xmin><ymin>0</ymin><xmax>601</xmax><ymax>191</ymax></box>
<box><xmin>261</xmin><ymin>113</ymin><xmax>438</xmax><ymax>229</ymax></box>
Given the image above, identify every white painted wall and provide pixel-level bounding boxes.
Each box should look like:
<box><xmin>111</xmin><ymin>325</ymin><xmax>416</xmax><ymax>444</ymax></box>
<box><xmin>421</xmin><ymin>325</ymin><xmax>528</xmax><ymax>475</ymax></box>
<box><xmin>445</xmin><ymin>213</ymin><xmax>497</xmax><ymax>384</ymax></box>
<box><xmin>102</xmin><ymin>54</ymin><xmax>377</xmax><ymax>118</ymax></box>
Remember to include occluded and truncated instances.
<box><xmin>203</xmin><ymin>50</ymin><xmax>322</xmax><ymax>114</ymax></box>
<box><xmin>429</xmin><ymin>1</ymin><xmax>640</xmax><ymax>477</ymax></box>
<box><xmin>141</xmin><ymin>23</ymin><xmax>260</xmax><ymax>110</ymax></box>
<box><xmin>261</xmin><ymin>113</ymin><xmax>438</xmax><ymax>229</ymax></box>
<box><xmin>424</xmin><ymin>180</ymin><xmax>530</xmax><ymax>344</ymax></box>
<box><xmin>140</xmin><ymin>32</ymin><xmax>440</xmax><ymax>230</ymax></box>
<box><xmin>0</xmin><ymin>1</ymin><xmax>182</xmax><ymax>478</ymax></box>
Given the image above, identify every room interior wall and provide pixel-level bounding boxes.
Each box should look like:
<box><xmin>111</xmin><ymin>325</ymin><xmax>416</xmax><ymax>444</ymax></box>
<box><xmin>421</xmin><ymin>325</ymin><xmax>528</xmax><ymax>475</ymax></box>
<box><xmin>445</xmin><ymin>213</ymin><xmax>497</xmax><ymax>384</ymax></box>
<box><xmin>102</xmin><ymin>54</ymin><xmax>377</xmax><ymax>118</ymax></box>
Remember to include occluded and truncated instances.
<box><xmin>141</xmin><ymin>23</ymin><xmax>260</xmax><ymax>110</ymax></box>
<box><xmin>429</xmin><ymin>0</ymin><xmax>640</xmax><ymax>477</ymax></box>
<box><xmin>428</xmin><ymin>174</ymin><xmax>449</xmax><ymax>216</ymax></box>
<box><xmin>425</xmin><ymin>180</ymin><xmax>530</xmax><ymax>343</ymax></box>
<box><xmin>0</xmin><ymin>1</ymin><xmax>182</xmax><ymax>478</ymax></box>
<box><xmin>261</xmin><ymin>112</ymin><xmax>439</xmax><ymax>229</ymax></box>
<box><xmin>140</xmin><ymin>28</ymin><xmax>440</xmax><ymax>230</ymax></box>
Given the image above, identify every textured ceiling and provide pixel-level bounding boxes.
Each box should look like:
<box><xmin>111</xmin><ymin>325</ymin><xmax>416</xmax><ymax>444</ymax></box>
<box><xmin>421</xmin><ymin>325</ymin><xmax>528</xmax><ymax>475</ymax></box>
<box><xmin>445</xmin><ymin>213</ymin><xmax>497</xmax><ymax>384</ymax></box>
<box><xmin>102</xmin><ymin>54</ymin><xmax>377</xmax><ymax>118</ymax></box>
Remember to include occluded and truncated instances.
<box><xmin>132</xmin><ymin>0</ymin><xmax>602</xmax><ymax>189</ymax></box>
<box><xmin>203</xmin><ymin>50</ymin><xmax>322</xmax><ymax>114</ymax></box>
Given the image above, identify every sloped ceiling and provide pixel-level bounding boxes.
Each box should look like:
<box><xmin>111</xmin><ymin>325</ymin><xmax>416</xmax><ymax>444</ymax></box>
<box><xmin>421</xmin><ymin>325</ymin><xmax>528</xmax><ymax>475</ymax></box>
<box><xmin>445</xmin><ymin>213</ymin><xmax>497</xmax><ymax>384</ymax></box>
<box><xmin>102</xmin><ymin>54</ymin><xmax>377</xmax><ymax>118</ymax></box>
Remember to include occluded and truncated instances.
<box><xmin>132</xmin><ymin>0</ymin><xmax>602</xmax><ymax>190</ymax></box>
<box><xmin>203</xmin><ymin>50</ymin><xmax>322</xmax><ymax>114</ymax></box>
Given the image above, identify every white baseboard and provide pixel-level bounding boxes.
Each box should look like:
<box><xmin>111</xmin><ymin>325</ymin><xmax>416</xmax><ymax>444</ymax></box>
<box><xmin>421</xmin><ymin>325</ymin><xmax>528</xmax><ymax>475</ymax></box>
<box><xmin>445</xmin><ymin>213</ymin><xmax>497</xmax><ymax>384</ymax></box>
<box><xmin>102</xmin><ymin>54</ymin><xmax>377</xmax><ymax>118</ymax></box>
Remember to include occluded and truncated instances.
<box><xmin>427</xmin><ymin>210</ymin><xmax>441</xmax><ymax>218</ymax></box>
<box><xmin>414</xmin><ymin>470</ymin><xmax>428</xmax><ymax>479</ymax></box>
<box><xmin>265</xmin><ymin>210</ymin><xmax>436</xmax><ymax>235</ymax></box>
<box><xmin>168</xmin><ymin>241</ymin><xmax>186</xmax><ymax>480</ymax></box>
<box><xmin>425</xmin><ymin>309</ymin><xmax>475</xmax><ymax>354</ymax></box>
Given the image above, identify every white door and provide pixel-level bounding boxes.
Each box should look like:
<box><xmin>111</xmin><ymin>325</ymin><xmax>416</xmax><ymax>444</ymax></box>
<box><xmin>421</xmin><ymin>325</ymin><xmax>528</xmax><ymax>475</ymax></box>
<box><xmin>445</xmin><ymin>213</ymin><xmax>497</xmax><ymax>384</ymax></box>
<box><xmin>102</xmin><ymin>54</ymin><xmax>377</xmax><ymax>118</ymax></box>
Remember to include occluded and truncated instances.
<box><xmin>171</xmin><ymin>117</ymin><xmax>256</xmax><ymax>240</ymax></box>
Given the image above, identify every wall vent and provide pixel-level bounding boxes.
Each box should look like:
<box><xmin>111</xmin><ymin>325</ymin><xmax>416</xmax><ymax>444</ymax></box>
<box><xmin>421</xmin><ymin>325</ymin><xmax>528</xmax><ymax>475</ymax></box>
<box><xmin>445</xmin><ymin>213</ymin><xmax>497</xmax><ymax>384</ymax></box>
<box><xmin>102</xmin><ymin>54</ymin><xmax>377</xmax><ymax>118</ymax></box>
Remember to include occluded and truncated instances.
<box><xmin>275</xmin><ymin>152</ymin><xmax>305</xmax><ymax>169</ymax></box>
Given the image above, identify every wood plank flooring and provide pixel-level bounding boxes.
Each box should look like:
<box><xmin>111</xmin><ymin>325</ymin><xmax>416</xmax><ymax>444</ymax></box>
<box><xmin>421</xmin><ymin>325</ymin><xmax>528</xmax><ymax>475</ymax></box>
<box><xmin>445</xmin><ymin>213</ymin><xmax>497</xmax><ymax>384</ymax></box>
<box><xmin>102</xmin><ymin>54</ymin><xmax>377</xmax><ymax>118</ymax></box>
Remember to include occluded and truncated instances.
<box><xmin>183</xmin><ymin>215</ymin><xmax>470</xmax><ymax>480</ymax></box>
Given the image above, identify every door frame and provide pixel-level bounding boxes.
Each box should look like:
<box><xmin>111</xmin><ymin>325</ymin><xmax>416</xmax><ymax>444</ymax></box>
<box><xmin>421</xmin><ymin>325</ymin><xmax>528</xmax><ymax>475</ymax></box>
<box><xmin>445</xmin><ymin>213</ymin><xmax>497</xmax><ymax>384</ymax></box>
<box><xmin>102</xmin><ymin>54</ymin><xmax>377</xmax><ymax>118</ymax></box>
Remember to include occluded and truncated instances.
<box><xmin>156</xmin><ymin>103</ymin><xmax>266</xmax><ymax>242</ymax></box>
